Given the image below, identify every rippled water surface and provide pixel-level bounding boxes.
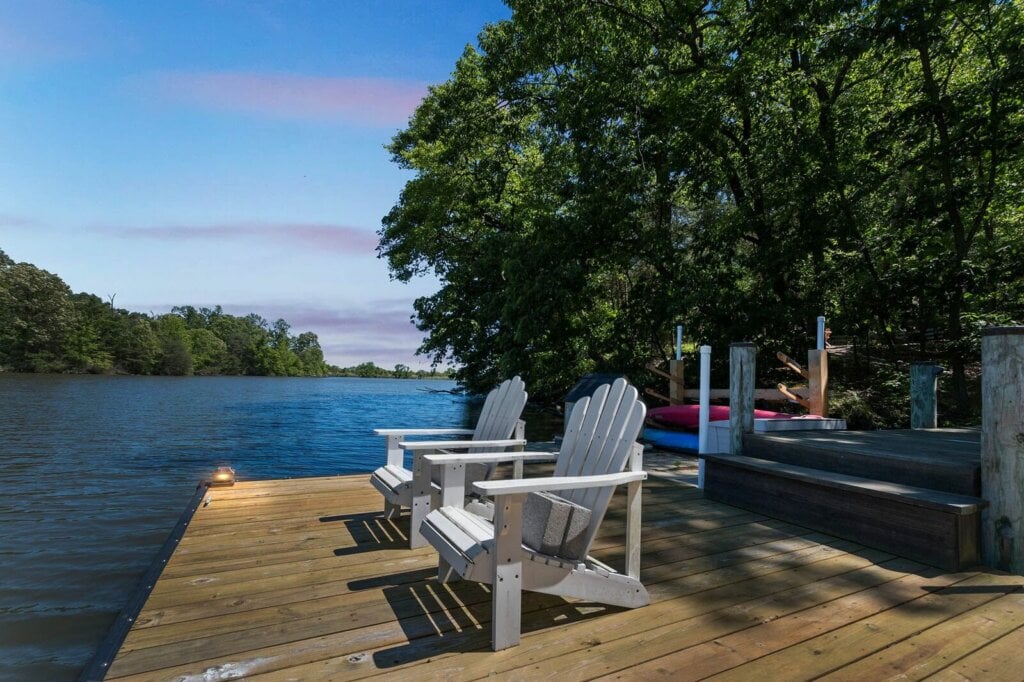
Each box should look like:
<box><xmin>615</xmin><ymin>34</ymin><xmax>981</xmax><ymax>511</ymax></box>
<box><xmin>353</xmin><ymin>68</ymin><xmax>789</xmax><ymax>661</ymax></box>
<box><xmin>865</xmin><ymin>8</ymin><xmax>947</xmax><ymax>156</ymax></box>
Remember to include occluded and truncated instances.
<box><xmin>0</xmin><ymin>375</ymin><xmax>468</xmax><ymax>681</ymax></box>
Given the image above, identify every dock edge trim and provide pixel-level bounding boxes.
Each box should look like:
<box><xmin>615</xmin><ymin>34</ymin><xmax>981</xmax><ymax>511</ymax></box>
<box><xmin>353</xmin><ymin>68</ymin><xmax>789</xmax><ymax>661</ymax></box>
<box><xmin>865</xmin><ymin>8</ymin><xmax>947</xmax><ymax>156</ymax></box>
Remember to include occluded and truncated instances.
<box><xmin>78</xmin><ymin>481</ymin><xmax>210</xmax><ymax>681</ymax></box>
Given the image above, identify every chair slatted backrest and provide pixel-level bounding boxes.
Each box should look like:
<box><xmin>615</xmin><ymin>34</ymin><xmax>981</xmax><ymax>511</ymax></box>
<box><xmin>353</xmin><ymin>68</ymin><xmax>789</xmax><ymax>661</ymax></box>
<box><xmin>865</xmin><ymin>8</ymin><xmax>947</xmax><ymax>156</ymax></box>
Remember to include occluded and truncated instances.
<box><xmin>554</xmin><ymin>377</ymin><xmax>646</xmax><ymax>553</ymax></box>
<box><xmin>471</xmin><ymin>376</ymin><xmax>527</xmax><ymax>444</ymax></box>
<box><xmin>463</xmin><ymin>376</ymin><xmax>527</xmax><ymax>482</ymax></box>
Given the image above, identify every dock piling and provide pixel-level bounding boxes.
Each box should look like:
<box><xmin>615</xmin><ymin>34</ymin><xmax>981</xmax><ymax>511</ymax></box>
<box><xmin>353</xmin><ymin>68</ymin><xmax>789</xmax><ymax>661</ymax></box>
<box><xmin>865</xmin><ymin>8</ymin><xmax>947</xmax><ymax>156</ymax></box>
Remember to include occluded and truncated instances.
<box><xmin>729</xmin><ymin>342</ymin><xmax>755</xmax><ymax>455</ymax></box>
<box><xmin>910</xmin><ymin>362</ymin><xmax>943</xmax><ymax>429</ymax></box>
<box><xmin>981</xmin><ymin>326</ymin><xmax>1024</xmax><ymax>574</ymax></box>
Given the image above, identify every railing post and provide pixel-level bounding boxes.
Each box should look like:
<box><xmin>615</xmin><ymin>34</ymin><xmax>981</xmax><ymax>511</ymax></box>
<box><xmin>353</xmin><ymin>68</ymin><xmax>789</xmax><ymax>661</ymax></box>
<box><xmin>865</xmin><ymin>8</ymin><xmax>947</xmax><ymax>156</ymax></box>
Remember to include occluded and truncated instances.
<box><xmin>910</xmin><ymin>362</ymin><xmax>943</xmax><ymax>429</ymax></box>
<box><xmin>697</xmin><ymin>345</ymin><xmax>711</xmax><ymax>487</ymax></box>
<box><xmin>729</xmin><ymin>342</ymin><xmax>755</xmax><ymax>455</ymax></box>
<box><xmin>669</xmin><ymin>359</ymin><xmax>684</xmax><ymax>405</ymax></box>
<box><xmin>981</xmin><ymin>327</ymin><xmax>1024</xmax><ymax>573</ymax></box>
<box><xmin>807</xmin><ymin>348</ymin><xmax>828</xmax><ymax>417</ymax></box>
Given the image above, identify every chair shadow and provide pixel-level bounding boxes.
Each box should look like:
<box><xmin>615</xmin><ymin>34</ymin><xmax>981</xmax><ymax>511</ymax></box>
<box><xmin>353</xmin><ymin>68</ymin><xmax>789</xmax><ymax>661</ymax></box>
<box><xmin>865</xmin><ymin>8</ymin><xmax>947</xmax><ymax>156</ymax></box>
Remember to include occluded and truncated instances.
<box><xmin>318</xmin><ymin>511</ymin><xmax>411</xmax><ymax>556</ymax></box>
<box><xmin>369</xmin><ymin>570</ymin><xmax>622</xmax><ymax>668</ymax></box>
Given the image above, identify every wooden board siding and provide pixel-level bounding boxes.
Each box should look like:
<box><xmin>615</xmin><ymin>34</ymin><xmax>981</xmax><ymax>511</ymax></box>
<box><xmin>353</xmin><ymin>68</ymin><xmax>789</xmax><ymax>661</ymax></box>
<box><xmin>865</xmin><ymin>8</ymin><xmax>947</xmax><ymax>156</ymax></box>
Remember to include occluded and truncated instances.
<box><xmin>702</xmin><ymin>453</ymin><xmax>984</xmax><ymax>570</ymax></box>
<box><xmin>104</xmin><ymin>472</ymin><xmax>1024</xmax><ymax>680</ymax></box>
<box><xmin>744</xmin><ymin>428</ymin><xmax>980</xmax><ymax>495</ymax></box>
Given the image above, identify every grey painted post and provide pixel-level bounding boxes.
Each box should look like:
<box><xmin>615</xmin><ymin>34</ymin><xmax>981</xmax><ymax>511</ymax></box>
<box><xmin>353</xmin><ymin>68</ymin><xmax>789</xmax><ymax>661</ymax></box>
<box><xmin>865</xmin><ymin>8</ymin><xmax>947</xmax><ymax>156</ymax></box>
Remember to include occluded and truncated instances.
<box><xmin>981</xmin><ymin>327</ymin><xmax>1024</xmax><ymax>573</ymax></box>
<box><xmin>729</xmin><ymin>343</ymin><xmax>756</xmax><ymax>455</ymax></box>
<box><xmin>910</xmin><ymin>362</ymin><xmax>942</xmax><ymax>429</ymax></box>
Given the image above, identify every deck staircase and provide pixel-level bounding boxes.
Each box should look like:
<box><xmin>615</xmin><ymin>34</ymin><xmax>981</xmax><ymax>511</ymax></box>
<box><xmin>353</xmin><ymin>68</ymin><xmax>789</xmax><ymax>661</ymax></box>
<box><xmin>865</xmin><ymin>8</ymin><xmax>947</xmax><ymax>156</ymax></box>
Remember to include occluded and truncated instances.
<box><xmin>701</xmin><ymin>429</ymin><xmax>986</xmax><ymax>570</ymax></box>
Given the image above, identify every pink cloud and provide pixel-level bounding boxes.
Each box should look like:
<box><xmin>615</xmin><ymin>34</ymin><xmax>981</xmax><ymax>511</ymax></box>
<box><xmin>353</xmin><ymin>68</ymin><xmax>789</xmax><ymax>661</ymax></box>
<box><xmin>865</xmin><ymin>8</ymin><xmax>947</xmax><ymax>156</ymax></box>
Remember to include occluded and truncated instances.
<box><xmin>0</xmin><ymin>2</ymin><xmax>127</xmax><ymax>66</ymax></box>
<box><xmin>99</xmin><ymin>222</ymin><xmax>378</xmax><ymax>254</ymax></box>
<box><xmin>141</xmin><ymin>71</ymin><xmax>427</xmax><ymax>126</ymax></box>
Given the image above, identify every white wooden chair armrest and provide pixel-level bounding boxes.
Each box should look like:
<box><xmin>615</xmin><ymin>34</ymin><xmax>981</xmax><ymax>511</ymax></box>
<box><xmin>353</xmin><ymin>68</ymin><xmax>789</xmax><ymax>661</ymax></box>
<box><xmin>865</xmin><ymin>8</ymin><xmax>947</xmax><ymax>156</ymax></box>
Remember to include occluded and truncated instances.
<box><xmin>400</xmin><ymin>438</ymin><xmax>527</xmax><ymax>451</ymax></box>
<box><xmin>374</xmin><ymin>427</ymin><xmax>474</xmax><ymax>437</ymax></box>
<box><xmin>473</xmin><ymin>471</ymin><xmax>647</xmax><ymax>497</ymax></box>
<box><xmin>423</xmin><ymin>451</ymin><xmax>555</xmax><ymax>465</ymax></box>
<box><xmin>377</xmin><ymin>428</ymin><xmax>476</xmax><ymax>471</ymax></box>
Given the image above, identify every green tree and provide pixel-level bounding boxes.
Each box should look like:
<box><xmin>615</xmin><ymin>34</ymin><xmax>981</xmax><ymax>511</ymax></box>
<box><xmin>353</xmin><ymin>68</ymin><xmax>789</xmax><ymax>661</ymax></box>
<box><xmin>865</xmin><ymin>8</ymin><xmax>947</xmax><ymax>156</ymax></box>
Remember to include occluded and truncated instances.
<box><xmin>188</xmin><ymin>328</ymin><xmax>229</xmax><ymax>374</ymax></box>
<box><xmin>152</xmin><ymin>314</ymin><xmax>194</xmax><ymax>375</ymax></box>
<box><xmin>381</xmin><ymin>0</ymin><xmax>1024</xmax><ymax>409</ymax></box>
<box><xmin>116</xmin><ymin>315</ymin><xmax>160</xmax><ymax>374</ymax></box>
<box><xmin>0</xmin><ymin>259</ymin><xmax>77</xmax><ymax>371</ymax></box>
<box><xmin>292</xmin><ymin>331</ymin><xmax>328</xmax><ymax>376</ymax></box>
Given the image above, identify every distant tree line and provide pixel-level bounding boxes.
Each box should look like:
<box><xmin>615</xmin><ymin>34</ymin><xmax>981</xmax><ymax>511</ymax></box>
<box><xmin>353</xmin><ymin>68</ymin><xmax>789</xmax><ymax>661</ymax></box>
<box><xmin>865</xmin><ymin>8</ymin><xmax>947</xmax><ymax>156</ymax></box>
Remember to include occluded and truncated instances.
<box><xmin>0</xmin><ymin>249</ymin><xmax>328</xmax><ymax>376</ymax></box>
<box><xmin>330</xmin><ymin>361</ymin><xmax>453</xmax><ymax>379</ymax></box>
<box><xmin>381</xmin><ymin>0</ymin><xmax>1024</xmax><ymax>415</ymax></box>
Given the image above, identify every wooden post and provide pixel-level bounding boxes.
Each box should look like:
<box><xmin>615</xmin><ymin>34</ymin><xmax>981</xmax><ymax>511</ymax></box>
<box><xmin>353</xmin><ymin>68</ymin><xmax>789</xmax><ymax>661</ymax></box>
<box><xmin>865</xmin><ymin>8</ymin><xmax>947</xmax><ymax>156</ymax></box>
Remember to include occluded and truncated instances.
<box><xmin>807</xmin><ymin>349</ymin><xmax>828</xmax><ymax>417</ymax></box>
<box><xmin>669</xmin><ymin>359</ymin><xmax>684</xmax><ymax>404</ymax></box>
<box><xmin>910</xmin><ymin>362</ymin><xmax>942</xmax><ymax>429</ymax></box>
<box><xmin>729</xmin><ymin>343</ymin><xmax>755</xmax><ymax>455</ymax></box>
<box><xmin>981</xmin><ymin>327</ymin><xmax>1024</xmax><ymax>573</ymax></box>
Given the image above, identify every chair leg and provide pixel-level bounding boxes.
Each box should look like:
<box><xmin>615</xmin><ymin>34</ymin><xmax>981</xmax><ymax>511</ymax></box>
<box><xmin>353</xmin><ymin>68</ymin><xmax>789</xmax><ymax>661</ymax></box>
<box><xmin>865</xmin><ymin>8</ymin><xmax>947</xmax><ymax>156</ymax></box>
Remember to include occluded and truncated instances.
<box><xmin>491</xmin><ymin>494</ymin><xmax>525</xmax><ymax>650</ymax></box>
<box><xmin>438</xmin><ymin>556</ymin><xmax>461</xmax><ymax>583</ymax></box>
<box><xmin>409</xmin><ymin>452</ymin><xmax>432</xmax><ymax>548</ymax></box>
<box><xmin>383</xmin><ymin>499</ymin><xmax>400</xmax><ymax>519</ymax></box>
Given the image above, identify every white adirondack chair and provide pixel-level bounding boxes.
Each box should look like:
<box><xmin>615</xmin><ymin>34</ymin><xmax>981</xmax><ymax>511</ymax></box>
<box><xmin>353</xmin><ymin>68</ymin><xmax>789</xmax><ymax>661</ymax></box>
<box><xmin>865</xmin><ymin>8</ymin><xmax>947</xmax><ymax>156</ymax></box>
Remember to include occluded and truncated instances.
<box><xmin>419</xmin><ymin>377</ymin><xmax>648</xmax><ymax>650</ymax></box>
<box><xmin>370</xmin><ymin>376</ymin><xmax>528</xmax><ymax>548</ymax></box>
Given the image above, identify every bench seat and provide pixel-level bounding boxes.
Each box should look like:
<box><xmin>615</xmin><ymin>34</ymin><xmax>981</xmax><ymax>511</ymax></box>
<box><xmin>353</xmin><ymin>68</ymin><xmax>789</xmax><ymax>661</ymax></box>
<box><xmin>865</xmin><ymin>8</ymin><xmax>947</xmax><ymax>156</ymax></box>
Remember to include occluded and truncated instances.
<box><xmin>701</xmin><ymin>452</ymin><xmax>987</xmax><ymax>570</ymax></box>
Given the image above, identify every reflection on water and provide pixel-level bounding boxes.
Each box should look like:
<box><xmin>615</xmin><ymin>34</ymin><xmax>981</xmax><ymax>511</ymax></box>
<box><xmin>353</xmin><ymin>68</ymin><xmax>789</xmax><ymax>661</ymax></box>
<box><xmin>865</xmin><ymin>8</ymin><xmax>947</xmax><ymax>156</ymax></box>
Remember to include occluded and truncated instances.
<box><xmin>0</xmin><ymin>375</ymin><xmax>469</xmax><ymax>681</ymax></box>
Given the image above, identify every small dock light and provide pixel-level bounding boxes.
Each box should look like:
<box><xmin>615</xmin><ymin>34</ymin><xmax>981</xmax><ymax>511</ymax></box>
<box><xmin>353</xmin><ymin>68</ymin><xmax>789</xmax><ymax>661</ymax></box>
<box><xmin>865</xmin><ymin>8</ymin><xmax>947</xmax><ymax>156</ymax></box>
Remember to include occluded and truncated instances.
<box><xmin>210</xmin><ymin>466</ymin><xmax>236</xmax><ymax>487</ymax></box>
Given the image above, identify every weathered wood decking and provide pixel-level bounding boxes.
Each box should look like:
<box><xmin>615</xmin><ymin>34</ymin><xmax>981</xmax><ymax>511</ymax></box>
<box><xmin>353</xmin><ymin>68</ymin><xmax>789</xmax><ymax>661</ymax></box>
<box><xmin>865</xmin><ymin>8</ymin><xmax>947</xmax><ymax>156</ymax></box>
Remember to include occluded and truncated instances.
<box><xmin>106</xmin><ymin>471</ymin><xmax>1024</xmax><ymax>680</ymax></box>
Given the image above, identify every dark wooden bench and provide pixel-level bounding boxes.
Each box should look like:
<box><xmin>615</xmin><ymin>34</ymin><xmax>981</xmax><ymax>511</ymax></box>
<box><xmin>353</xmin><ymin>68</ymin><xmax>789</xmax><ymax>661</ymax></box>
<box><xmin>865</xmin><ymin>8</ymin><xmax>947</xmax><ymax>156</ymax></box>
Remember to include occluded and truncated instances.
<box><xmin>744</xmin><ymin>430</ymin><xmax>981</xmax><ymax>496</ymax></box>
<box><xmin>702</xmin><ymin>452</ymin><xmax>987</xmax><ymax>570</ymax></box>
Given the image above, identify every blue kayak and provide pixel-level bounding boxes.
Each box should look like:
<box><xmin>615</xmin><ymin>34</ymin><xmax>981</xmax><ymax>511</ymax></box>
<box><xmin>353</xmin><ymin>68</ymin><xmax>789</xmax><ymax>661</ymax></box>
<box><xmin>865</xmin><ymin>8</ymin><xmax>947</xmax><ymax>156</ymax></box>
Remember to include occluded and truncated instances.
<box><xmin>642</xmin><ymin>427</ymin><xmax>699</xmax><ymax>453</ymax></box>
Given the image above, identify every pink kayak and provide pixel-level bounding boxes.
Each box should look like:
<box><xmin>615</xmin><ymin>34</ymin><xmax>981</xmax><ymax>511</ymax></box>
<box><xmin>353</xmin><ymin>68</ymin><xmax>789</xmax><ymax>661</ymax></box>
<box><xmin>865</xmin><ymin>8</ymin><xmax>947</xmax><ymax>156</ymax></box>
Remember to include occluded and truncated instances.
<box><xmin>648</xmin><ymin>404</ymin><xmax>793</xmax><ymax>431</ymax></box>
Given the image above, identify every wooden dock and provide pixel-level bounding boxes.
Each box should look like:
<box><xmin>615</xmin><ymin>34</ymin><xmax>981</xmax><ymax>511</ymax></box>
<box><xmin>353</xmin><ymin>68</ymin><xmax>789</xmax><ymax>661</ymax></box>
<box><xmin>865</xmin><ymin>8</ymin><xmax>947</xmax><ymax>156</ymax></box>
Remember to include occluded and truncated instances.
<box><xmin>101</xmin><ymin>471</ymin><xmax>1024</xmax><ymax>680</ymax></box>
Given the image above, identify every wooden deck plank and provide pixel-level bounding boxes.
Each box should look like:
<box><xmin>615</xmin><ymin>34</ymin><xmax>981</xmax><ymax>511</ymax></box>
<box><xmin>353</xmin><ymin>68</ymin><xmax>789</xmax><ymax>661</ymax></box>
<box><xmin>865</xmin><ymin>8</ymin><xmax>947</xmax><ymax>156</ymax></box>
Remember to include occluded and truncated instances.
<box><xmin>121</xmin><ymin>516</ymin><xmax>806</xmax><ymax>659</ymax></box>
<box><xmin>816</xmin><ymin>584</ymin><xmax>1024</xmax><ymax>681</ymax></box>
<box><xmin>928</xmin><ymin>625</ymin><xmax>1024</xmax><ymax>681</ymax></box>
<box><xmin>707</xmin><ymin>573</ymin><xmax>1024</xmax><ymax>681</ymax></box>
<box><xmin>593</xmin><ymin>567</ymin><xmax>972</xmax><ymax>680</ymax></box>
<box><xmin>111</xmin><ymin>536</ymin><xmax>874</xmax><ymax>680</ymax></box>
<box><xmin>287</xmin><ymin>545</ymin><xmax>896</xmax><ymax>682</ymax></box>
<box><xmin>128</xmin><ymin>517</ymin><xmax>803</xmax><ymax>649</ymax></box>
<box><xmin>104</xmin><ymin>472</ymin><xmax>1024</xmax><ymax>681</ymax></box>
<box><xmin>159</xmin><ymin>507</ymin><xmax>769</xmax><ymax>580</ymax></box>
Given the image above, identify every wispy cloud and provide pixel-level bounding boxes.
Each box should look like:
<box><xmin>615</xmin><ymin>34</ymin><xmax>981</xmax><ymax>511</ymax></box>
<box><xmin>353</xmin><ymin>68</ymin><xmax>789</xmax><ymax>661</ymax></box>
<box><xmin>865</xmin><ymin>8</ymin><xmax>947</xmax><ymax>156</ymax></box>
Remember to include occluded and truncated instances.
<box><xmin>138</xmin><ymin>71</ymin><xmax>427</xmax><ymax>126</ymax></box>
<box><xmin>218</xmin><ymin>303</ymin><xmax>422</xmax><ymax>340</ymax></box>
<box><xmin>0</xmin><ymin>213</ymin><xmax>43</xmax><ymax>229</ymax></box>
<box><xmin>98</xmin><ymin>222</ymin><xmax>379</xmax><ymax>254</ymax></box>
<box><xmin>284</xmin><ymin>307</ymin><xmax>420</xmax><ymax>337</ymax></box>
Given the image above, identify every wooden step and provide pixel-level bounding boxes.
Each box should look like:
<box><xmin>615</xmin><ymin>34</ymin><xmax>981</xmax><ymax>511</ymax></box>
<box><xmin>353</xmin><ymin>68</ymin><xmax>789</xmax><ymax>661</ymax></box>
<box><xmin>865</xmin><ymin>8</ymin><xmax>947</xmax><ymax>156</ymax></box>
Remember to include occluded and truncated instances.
<box><xmin>702</xmin><ymin>453</ymin><xmax>986</xmax><ymax>571</ymax></box>
<box><xmin>743</xmin><ymin>429</ymin><xmax>980</xmax><ymax>496</ymax></box>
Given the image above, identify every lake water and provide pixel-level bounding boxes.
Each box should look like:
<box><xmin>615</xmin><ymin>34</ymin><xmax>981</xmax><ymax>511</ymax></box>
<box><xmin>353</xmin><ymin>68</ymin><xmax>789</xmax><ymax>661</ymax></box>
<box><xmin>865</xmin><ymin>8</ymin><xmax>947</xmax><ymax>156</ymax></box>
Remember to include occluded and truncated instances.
<box><xmin>0</xmin><ymin>374</ymin><xmax>472</xmax><ymax>681</ymax></box>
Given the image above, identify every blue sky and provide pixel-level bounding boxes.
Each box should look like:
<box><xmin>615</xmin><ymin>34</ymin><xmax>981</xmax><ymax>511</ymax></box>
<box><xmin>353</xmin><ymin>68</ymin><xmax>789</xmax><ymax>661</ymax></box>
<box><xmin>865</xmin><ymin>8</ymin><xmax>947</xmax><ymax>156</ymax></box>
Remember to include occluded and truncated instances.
<box><xmin>0</xmin><ymin>0</ymin><xmax>510</xmax><ymax>368</ymax></box>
